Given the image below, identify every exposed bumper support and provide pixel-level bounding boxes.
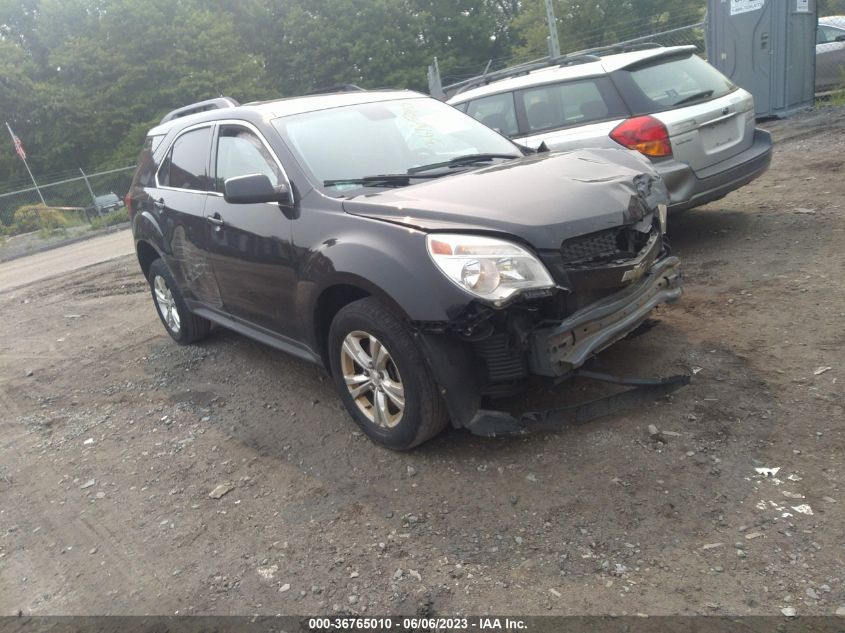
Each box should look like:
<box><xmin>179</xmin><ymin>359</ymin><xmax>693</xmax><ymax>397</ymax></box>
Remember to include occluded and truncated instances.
<box><xmin>529</xmin><ymin>255</ymin><xmax>683</xmax><ymax>377</ymax></box>
<box><xmin>463</xmin><ymin>370</ymin><xmax>691</xmax><ymax>437</ymax></box>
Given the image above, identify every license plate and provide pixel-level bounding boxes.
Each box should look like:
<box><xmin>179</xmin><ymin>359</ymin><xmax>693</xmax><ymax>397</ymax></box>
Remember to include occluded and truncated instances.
<box><xmin>700</xmin><ymin>117</ymin><xmax>738</xmax><ymax>151</ymax></box>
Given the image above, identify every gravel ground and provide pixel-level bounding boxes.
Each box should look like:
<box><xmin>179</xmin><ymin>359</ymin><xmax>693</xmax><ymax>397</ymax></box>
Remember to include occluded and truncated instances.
<box><xmin>0</xmin><ymin>107</ymin><xmax>843</xmax><ymax>617</ymax></box>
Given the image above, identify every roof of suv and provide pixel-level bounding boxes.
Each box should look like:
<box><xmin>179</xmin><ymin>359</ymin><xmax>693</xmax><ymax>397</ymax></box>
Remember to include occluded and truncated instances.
<box><xmin>448</xmin><ymin>45</ymin><xmax>697</xmax><ymax>104</ymax></box>
<box><xmin>147</xmin><ymin>90</ymin><xmax>424</xmax><ymax>136</ymax></box>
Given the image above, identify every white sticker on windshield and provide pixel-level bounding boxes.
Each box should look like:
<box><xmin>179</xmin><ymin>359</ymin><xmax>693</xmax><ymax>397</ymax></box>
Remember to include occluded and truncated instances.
<box><xmin>730</xmin><ymin>0</ymin><xmax>765</xmax><ymax>15</ymax></box>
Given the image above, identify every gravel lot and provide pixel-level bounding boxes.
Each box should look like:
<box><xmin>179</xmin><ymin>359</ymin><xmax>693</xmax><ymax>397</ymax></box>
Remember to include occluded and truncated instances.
<box><xmin>0</xmin><ymin>107</ymin><xmax>843</xmax><ymax>617</ymax></box>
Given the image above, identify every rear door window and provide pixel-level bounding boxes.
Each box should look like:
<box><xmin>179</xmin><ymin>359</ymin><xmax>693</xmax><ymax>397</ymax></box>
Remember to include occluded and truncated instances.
<box><xmin>158</xmin><ymin>127</ymin><xmax>212</xmax><ymax>191</ymax></box>
<box><xmin>616</xmin><ymin>54</ymin><xmax>737</xmax><ymax>114</ymax></box>
<box><xmin>465</xmin><ymin>93</ymin><xmax>519</xmax><ymax>136</ymax></box>
<box><xmin>515</xmin><ymin>77</ymin><xmax>627</xmax><ymax>134</ymax></box>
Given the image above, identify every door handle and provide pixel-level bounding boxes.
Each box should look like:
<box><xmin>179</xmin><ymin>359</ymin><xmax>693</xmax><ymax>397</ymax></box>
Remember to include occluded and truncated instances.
<box><xmin>207</xmin><ymin>213</ymin><xmax>224</xmax><ymax>227</ymax></box>
<box><xmin>153</xmin><ymin>198</ymin><xmax>165</xmax><ymax>211</ymax></box>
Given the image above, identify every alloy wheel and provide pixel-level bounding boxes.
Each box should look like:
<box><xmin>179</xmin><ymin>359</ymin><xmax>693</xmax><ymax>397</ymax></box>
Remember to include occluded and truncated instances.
<box><xmin>339</xmin><ymin>330</ymin><xmax>405</xmax><ymax>428</ymax></box>
<box><xmin>153</xmin><ymin>275</ymin><xmax>181</xmax><ymax>335</ymax></box>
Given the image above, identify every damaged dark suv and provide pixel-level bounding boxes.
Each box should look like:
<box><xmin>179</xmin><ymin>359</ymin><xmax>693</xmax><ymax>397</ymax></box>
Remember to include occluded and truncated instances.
<box><xmin>127</xmin><ymin>90</ymin><xmax>683</xmax><ymax>449</ymax></box>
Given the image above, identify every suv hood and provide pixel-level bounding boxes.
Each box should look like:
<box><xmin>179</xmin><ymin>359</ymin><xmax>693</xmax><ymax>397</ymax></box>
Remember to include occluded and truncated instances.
<box><xmin>341</xmin><ymin>148</ymin><xmax>668</xmax><ymax>250</ymax></box>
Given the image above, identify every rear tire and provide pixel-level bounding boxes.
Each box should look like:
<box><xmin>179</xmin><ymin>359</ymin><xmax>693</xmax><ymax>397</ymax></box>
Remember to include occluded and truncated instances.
<box><xmin>328</xmin><ymin>298</ymin><xmax>449</xmax><ymax>449</ymax></box>
<box><xmin>148</xmin><ymin>259</ymin><xmax>211</xmax><ymax>345</ymax></box>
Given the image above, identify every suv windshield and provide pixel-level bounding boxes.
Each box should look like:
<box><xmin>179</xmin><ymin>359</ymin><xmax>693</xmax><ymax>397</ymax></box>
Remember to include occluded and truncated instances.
<box><xmin>621</xmin><ymin>54</ymin><xmax>736</xmax><ymax>113</ymax></box>
<box><xmin>272</xmin><ymin>97</ymin><xmax>519</xmax><ymax>191</ymax></box>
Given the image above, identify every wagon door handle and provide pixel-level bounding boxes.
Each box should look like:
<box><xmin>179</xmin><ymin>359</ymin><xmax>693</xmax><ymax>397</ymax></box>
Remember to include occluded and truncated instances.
<box><xmin>207</xmin><ymin>213</ymin><xmax>224</xmax><ymax>227</ymax></box>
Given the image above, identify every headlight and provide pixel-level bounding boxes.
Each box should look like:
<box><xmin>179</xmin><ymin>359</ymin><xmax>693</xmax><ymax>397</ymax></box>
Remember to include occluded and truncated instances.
<box><xmin>426</xmin><ymin>234</ymin><xmax>555</xmax><ymax>305</ymax></box>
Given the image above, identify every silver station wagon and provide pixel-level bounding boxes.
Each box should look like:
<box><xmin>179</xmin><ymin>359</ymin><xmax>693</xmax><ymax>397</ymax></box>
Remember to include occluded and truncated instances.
<box><xmin>448</xmin><ymin>45</ymin><xmax>772</xmax><ymax>212</ymax></box>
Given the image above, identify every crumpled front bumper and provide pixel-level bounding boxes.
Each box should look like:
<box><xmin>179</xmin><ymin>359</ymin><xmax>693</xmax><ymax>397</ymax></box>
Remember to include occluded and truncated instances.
<box><xmin>416</xmin><ymin>254</ymin><xmax>684</xmax><ymax>435</ymax></box>
<box><xmin>529</xmin><ymin>255</ymin><xmax>683</xmax><ymax>377</ymax></box>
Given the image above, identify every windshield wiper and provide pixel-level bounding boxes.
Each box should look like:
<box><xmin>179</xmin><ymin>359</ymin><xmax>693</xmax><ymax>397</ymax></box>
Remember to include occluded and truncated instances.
<box><xmin>407</xmin><ymin>153</ymin><xmax>520</xmax><ymax>174</ymax></box>
<box><xmin>323</xmin><ymin>174</ymin><xmax>443</xmax><ymax>188</ymax></box>
<box><xmin>672</xmin><ymin>90</ymin><xmax>714</xmax><ymax>107</ymax></box>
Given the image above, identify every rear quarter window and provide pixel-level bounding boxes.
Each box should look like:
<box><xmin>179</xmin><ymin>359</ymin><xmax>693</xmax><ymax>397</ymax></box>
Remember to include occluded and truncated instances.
<box><xmin>615</xmin><ymin>54</ymin><xmax>737</xmax><ymax>114</ymax></box>
<box><xmin>132</xmin><ymin>134</ymin><xmax>165</xmax><ymax>188</ymax></box>
<box><xmin>515</xmin><ymin>77</ymin><xmax>627</xmax><ymax>134</ymax></box>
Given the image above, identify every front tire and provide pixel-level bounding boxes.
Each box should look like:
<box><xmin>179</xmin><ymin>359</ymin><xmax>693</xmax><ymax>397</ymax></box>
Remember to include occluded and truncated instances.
<box><xmin>328</xmin><ymin>298</ymin><xmax>449</xmax><ymax>449</ymax></box>
<box><xmin>148</xmin><ymin>259</ymin><xmax>211</xmax><ymax>345</ymax></box>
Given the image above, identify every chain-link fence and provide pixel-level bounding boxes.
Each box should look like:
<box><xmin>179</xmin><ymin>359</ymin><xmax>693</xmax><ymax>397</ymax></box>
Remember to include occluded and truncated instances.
<box><xmin>816</xmin><ymin>14</ymin><xmax>845</xmax><ymax>95</ymax></box>
<box><xmin>0</xmin><ymin>166</ymin><xmax>134</xmax><ymax>237</ymax></box>
<box><xmin>562</xmin><ymin>21</ymin><xmax>705</xmax><ymax>58</ymax></box>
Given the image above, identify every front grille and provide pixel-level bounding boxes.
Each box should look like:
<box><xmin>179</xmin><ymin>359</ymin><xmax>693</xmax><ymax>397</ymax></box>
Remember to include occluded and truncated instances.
<box><xmin>560</xmin><ymin>228</ymin><xmax>622</xmax><ymax>264</ymax></box>
<box><xmin>560</xmin><ymin>225</ymin><xmax>655</xmax><ymax>265</ymax></box>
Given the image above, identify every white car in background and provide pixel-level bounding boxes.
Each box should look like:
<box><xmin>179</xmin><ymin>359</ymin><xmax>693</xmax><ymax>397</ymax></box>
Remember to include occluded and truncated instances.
<box><xmin>448</xmin><ymin>46</ymin><xmax>772</xmax><ymax>212</ymax></box>
<box><xmin>817</xmin><ymin>16</ymin><xmax>845</xmax><ymax>92</ymax></box>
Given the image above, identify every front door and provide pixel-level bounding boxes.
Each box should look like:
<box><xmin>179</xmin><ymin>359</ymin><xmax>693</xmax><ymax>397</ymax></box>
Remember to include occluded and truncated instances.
<box><xmin>203</xmin><ymin>122</ymin><xmax>298</xmax><ymax>336</ymax></box>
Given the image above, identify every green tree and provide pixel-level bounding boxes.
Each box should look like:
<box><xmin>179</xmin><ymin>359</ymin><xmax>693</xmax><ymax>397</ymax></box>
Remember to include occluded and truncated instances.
<box><xmin>1</xmin><ymin>0</ymin><xmax>269</xmax><ymax>183</ymax></box>
<box><xmin>1</xmin><ymin>0</ymin><xmax>522</xmax><ymax>188</ymax></box>
<box><xmin>49</xmin><ymin>0</ymin><xmax>269</xmax><ymax>167</ymax></box>
<box><xmin>0</xmin><ymin>38</ymin><xmax>38</xmax><ymax>187</ymax></box>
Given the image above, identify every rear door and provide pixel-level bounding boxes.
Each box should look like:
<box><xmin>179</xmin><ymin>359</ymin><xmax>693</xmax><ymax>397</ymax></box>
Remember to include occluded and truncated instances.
<box><xmin>153</xmin><ymin>125</ymin><xmax>222</xmax><ymax>309</ymax></box>
<box><xmin>612</xmin><ymin>53</ymin><xmax>755</xmax><ymax>174</ymax></box>
<box><xmin>203</xmin><ymin>122</ymin><xmax>298</xmax><ymax>336</ymax></box>
<box><xmin>511</xmin><ymin>77</ymin><xmax>627</xmax><ymax>150</ymax></box>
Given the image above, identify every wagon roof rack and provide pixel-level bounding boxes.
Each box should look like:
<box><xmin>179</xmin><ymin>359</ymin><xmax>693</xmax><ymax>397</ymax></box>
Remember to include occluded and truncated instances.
<box><xmin>449</xmin><ymin>52</ymin><xmax>603</xmax><ymax>97</ymax></box>
<box><xmin>159</xmin><ymin>97</ymin><xmax>240</xmax><ymax>124</ymax></box>
<box><xmin>446</xmin><ymin>42</ymin><xmax>669</xmax><ymax>98</ymax></box>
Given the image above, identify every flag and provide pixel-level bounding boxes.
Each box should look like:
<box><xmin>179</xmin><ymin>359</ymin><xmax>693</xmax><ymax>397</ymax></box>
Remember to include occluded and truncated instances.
<box><xmin>5</xmin><ymin>122</ymin><xmax>27</xmax><ymax>161</ymax></box>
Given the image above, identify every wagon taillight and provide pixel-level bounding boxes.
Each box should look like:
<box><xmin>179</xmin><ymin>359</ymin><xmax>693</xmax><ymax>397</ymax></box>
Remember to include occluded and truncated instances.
<box><xmin>610</xmin><ymin>116</ymin><xmax>672</xmax><ymax>158</ymax></box>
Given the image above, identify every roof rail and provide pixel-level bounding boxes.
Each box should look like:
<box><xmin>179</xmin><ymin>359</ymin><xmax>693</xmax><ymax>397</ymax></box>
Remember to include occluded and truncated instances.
<box><xmin>305</xmin><ymin>84</ymin><xmax>366</xmax><ymax>95</ymax></box>
<box><xmin>159</xmin><ymin>97</ymin><xmax>240</xmax><ymax>125</ymax></box>
<box><xmin>449</xmin><ymin>51</ymin><xmax>606</xmax><ymax>97</ymax></box>
<box><xmin>441</xmin><ymin>39</ymin><xmax>697</xmax><ymax>99</ymax></box>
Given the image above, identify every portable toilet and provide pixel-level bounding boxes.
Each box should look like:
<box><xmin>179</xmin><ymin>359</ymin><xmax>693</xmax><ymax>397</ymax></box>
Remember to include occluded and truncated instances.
<box><xmin>706</xmin><ymin>0</ymin><xmax>817</xmax><ymax>117</ymax></box>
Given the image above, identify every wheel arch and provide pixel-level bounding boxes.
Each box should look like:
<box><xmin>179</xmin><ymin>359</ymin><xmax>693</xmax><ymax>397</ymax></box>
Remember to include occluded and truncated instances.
<box><xmin>136</xmin><ymin>239</ymin><xmax>161</xmax><ymax>280</ymax></box>
<box><xmin>311</xmin><ymin>277</ymin><xmax>411</xmax><ymax>369</ymax></box>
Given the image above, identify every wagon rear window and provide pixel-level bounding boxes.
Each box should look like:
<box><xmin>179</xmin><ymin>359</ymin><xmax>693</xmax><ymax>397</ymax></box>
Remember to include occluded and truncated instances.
<box><xmin>621</xmin><ymin>54</ymin><xmax>736</xmax><ymax>112</ymax></box>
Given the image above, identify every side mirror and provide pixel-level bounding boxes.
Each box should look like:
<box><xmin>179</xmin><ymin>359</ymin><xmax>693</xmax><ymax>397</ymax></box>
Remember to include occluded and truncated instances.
<box><xmin>223</xmin><ymin>174</ymin><xmax>290</xmax><ymax>204</ymax></box>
